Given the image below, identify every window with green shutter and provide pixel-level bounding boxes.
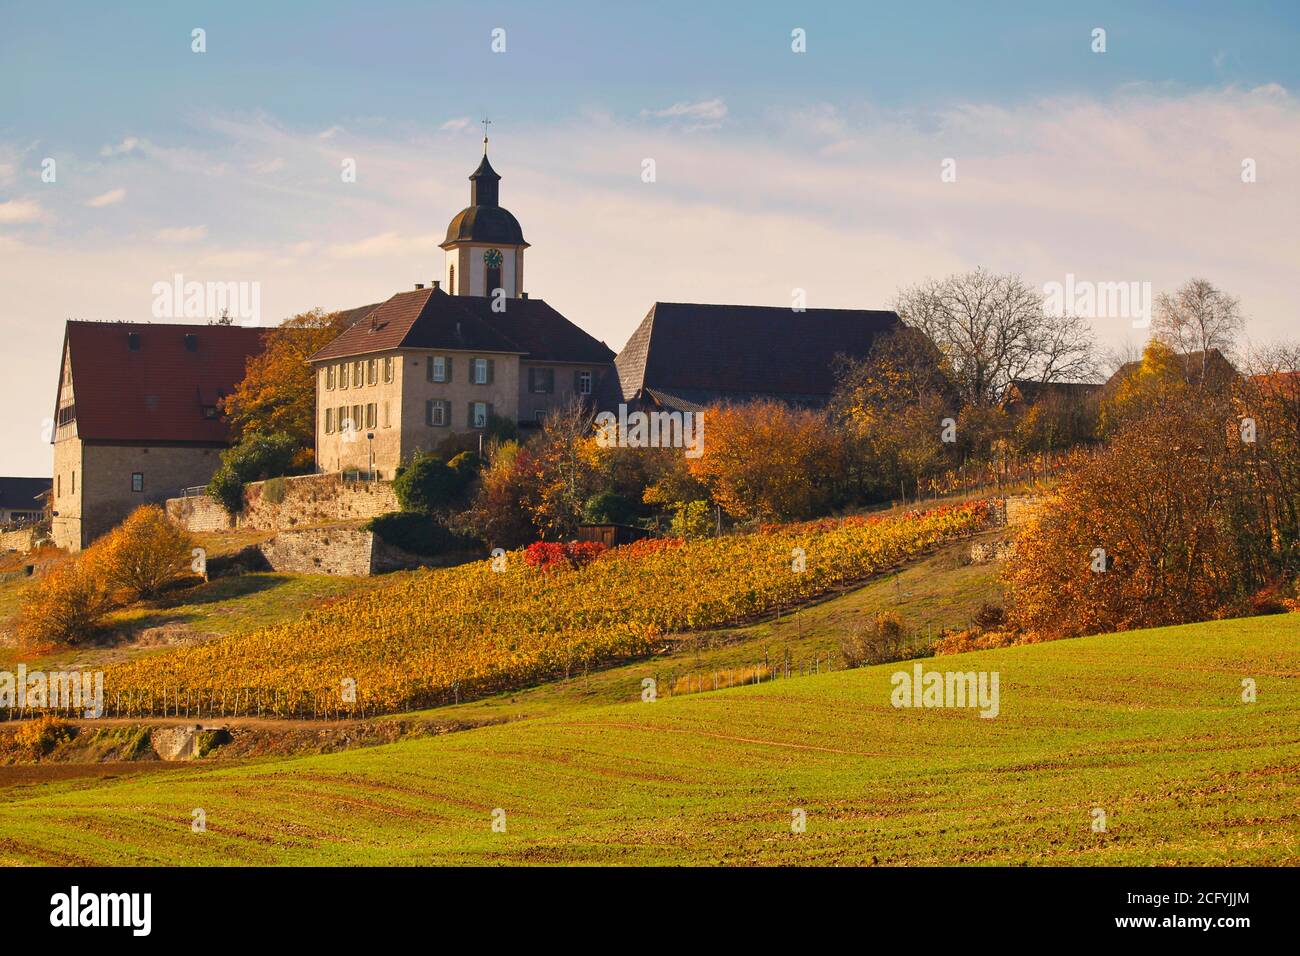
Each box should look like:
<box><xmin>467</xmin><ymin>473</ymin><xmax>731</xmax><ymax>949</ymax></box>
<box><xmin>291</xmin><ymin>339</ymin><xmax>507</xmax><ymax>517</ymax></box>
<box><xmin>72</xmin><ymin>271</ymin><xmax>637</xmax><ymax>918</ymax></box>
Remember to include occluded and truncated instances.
<box><xmin>529</xmin><ymin>367</ymin><xmax>554</xmax><ymax>394</ymax></box>
<box><xmin>428</xmin><ymin>355</ymin><xmax>451</xmax><ymax>383</ymax></box>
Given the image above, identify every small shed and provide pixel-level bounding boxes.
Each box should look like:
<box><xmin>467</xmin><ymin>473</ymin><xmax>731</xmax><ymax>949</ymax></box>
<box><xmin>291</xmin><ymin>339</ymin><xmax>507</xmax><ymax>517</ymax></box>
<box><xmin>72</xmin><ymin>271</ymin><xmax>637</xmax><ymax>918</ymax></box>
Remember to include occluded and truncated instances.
<box><xmin>577</xmin><ymin>523</ymin><xmax>651</xmax><ymax>548</ymax></box>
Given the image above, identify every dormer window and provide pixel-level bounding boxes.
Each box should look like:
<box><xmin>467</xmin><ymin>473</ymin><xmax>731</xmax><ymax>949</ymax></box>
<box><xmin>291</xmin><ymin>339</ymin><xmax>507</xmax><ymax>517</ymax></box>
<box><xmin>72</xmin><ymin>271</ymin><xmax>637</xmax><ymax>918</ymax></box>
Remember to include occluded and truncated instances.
<box><xmin>184</xmin><ymin>333</ymin><xmax>198</xmax><ymax>352</ymax></box>
<box><xmin>127</xmin><ymin>332</ymin><xmax>141</xmax><ymax>351</ymax></box>
<box><xmin>201</xmin><ymin>405</ymin><xmax>218</xmax><ymax>420</ymax></box>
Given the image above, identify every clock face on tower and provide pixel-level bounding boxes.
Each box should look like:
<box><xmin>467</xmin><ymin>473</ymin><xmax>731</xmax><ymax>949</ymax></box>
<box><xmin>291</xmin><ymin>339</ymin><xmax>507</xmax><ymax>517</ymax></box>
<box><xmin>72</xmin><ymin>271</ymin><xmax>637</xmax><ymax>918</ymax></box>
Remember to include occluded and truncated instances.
<box><xmin>484</xmin><ymin>248</ymin><xmax>503</xmax><ymax>267</ymax></box>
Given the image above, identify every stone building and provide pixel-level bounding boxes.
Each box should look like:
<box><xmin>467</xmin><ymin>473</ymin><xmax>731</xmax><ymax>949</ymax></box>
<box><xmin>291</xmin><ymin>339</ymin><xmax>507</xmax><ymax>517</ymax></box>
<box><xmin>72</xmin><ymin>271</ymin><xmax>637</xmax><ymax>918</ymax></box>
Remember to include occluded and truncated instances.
<box><xmin>308</xmin><ymin>149</ymin><xmax>614</xmax><ymax>478</ymax></box>
<box><xmin>49</xmin><ymin>321</ymin><xmax>264</xmax><ymax>550</ymax></box>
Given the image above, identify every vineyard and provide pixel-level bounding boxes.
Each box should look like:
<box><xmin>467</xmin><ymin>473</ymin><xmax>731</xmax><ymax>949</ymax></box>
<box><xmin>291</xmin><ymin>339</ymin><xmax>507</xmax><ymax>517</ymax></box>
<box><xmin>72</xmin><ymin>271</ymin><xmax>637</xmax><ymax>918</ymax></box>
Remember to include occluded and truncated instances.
<box><xmin>92</xmin><ymin>501</ymin><xmax>992</xmax><ymax>718</ymax></box>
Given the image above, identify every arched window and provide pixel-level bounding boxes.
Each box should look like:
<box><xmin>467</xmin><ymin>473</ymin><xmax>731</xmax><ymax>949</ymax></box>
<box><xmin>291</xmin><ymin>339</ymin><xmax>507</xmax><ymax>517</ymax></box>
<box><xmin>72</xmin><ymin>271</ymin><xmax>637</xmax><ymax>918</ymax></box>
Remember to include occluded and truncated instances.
<box><xmin>449</xmin><ymin>264</ymin><xmax>455</xmax><ymax>294</ymax></box>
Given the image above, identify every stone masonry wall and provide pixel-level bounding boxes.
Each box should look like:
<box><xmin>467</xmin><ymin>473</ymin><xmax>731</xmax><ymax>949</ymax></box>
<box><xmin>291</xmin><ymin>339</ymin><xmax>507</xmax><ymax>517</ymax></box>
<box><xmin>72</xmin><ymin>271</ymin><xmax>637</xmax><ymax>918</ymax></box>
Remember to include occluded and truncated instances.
<box><xmin>166</xmin><ymin>473</ymin><xmax>399</xmax><ymax>535</ymax></box>
<box><xmin>0</xmin><ymin>527</ymin><xmax>39</xmax><ymax>553</ymax></box>
<box><xmin>258</xmin><ymin>525</ymin><xmax>376</xmax><ymax>576</ymax></box>
<box><xmin>166</xmin><ymin>494</ymin><xmax>234</xmax><ymax>532</ymax></box>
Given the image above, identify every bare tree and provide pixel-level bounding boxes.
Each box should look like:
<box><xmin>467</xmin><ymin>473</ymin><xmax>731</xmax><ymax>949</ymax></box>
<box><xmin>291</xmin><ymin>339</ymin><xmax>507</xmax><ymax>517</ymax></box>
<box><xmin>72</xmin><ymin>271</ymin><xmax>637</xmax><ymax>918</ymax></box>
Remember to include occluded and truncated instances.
<box><xmin>1100</xmin><ymin>340</ymin><xmax>1146</xmax><ymax>379</ymax></box>
<box><xmin>1152</xmin><ymin>278</ymin><xmax>1244</xmax><ymax>372</ymax></box>
<box><xmin>895</xmin><ymin>269</ymin><xmax>1095</xmax><ymax>406</ymax></box>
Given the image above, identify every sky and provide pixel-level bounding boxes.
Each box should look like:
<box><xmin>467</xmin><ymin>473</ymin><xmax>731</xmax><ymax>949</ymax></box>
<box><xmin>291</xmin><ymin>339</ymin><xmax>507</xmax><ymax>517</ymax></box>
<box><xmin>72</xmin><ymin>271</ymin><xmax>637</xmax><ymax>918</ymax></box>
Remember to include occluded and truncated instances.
<box><xmin>2</xmin><ymin>0</ymin><xmax>1299</xmax><ymax>475</ymax></box>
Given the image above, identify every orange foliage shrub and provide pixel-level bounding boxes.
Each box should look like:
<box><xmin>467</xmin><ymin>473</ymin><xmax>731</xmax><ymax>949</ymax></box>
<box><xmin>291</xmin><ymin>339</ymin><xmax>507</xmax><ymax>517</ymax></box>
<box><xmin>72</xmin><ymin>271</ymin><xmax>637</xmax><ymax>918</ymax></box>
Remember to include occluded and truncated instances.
<box><xmin>17</xmin><ymin>549</ymin><xmax>115</xmax><ymax>648</ymax></box>
<box><xmin>17</xmin><ymin>505</ymin><xmax>193</xmax><ymax>648</ymax></box>
<box><xmin>932</xmin><ymin>628</ymin><xmax>1021</xmax><ymax>656</ymax></box>
<box><xmin>100</xmin><ymin>505</ymin><xmax>195</xmax><ymax>600</ymax></box>
<box><xmin>688</xmin><ymin>400</ymin><xmax>847</xmax><ymax>522</ymax></box>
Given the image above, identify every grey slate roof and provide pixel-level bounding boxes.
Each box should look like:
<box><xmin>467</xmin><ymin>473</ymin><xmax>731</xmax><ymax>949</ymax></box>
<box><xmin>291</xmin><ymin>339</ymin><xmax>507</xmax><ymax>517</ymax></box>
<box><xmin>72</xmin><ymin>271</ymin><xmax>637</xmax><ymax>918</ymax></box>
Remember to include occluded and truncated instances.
<box><xmin>0</xmin><ymin>477</ymin><xmax>51</xmax><ymax>510</ymax></box>
<box><xmin>608</xmin><ymin>301</ymin><xmax>900</xmax><ymax>409</ymax></box>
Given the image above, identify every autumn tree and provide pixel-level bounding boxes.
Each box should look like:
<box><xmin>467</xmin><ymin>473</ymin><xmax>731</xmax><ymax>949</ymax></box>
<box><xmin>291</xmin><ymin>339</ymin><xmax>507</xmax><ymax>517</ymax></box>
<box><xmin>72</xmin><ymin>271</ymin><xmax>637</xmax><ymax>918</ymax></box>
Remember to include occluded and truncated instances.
<box><xmin>688</xmin><ymin>400</ymin><xmax>846</xmax><ymax>522</ymax></box>
<box><xmin>101</xmin><ymin>505</ymin><xmax>195</xmax><ymax>600</ymax></box>
<box><xmin>832</xmin><ymin>327</ymin><xmax>960</xmax><ymax>498</ymax></box>
<box><xmin>464</xmin><ymin>441</ymin><xmax>540</xmax><ymax>548</ymax></box>
<box><xmin>18</xmin><ymin>551</ymin><xmax>114</xmax><ymax>648</ymax></box>
<box><xmin>1004</xmin><ymin>383</ymin><xmax>1274</xmax><ymax>639</ymax></box>
<box><xmin>895</xmin><ymin>269</ymin><xmax>1094</xmax><ymax>406</ymax></box>
<box><xmin>221</xmin><ymin>308</ymin><xmax>350</xmax><ymax>468</ymax></box>
<box><xmin>1238</xmin><ymin>343</ymin><xmax>1300</xmax><ymax>568</ymax></box>
<box><xmin>1097</xmin><ymin>338</ymin><xmax>1187</xmax><ymax>435</ymax></box>
<box><xmin>522</xmin><ymin>397</ymin><xmax>603</xmax><ymax>539</ymax></box>
<box><xmin>1012</xmin><ymin>390</ymin><xmax>1099</xmax><ymax>454</ymax></box>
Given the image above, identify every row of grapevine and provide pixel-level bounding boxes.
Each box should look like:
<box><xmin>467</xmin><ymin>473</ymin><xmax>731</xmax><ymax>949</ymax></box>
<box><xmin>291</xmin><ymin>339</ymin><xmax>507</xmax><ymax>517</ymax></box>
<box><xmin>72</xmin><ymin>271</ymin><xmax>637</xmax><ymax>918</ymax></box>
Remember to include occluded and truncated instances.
<box><xmin>101</xmin><ymin>501</ymin><xmax>992</xmax><ymax>718</ymax></box>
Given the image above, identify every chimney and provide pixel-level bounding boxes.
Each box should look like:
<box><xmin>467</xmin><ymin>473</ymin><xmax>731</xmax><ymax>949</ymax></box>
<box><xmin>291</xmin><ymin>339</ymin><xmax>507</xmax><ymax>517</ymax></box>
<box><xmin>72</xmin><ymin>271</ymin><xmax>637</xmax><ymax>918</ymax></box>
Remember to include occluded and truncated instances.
<box><xmin>415</xmin><ymin>283</ymin><xmax>425</xmax><ymax>290</ymax></box>
<box><xmin>432</xmin><ymin>280</ymin><xmax>441</xmax><ymax>290</ymax></box>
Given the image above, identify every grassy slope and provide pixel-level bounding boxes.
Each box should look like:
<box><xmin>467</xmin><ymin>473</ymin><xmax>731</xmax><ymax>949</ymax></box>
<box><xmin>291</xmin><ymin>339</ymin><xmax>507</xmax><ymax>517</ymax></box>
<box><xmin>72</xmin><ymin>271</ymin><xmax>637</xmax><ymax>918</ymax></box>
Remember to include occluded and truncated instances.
<box><xmin>417</xmin><ymin>534</ymin><xmax>1002</xmax><ymax>726</ymax></box>
<box><xmin>1</xmin><ymin>612</ymin><xmax>1295</xmax><ymax>866</ymax></box>
<box><xmin>0</xmin><ymin>573</ymin><xmax>378</xmax><ymax>671</ymax></box>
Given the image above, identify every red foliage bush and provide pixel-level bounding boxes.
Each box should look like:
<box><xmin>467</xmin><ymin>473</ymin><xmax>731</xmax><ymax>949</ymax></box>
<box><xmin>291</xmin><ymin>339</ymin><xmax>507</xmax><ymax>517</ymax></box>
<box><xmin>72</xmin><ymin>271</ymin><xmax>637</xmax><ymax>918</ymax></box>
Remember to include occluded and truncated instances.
<box><xmin>523</xmin><ymin>540</ymin><xmax>608</xmax><ymax>571</ymax></box>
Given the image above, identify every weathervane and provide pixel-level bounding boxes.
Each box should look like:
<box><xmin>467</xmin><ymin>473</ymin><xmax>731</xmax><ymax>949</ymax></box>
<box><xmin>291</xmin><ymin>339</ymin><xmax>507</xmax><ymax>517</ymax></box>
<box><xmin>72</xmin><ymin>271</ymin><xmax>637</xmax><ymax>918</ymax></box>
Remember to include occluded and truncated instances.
<box><xmin>481</xmin><ymin>116</ymin><xmax>492</xmax><ymax>154</ymax></box>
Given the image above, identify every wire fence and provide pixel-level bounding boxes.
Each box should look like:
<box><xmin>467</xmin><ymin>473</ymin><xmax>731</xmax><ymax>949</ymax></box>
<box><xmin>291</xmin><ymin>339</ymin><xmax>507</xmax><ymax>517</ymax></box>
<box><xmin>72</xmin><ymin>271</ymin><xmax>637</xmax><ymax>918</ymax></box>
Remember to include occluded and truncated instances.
<box><xmin>1</xmin><ymin>687</ymin><xmax>382</xmax><ymax>722</ymax></box>
<box><xmin>654</xmin><ymin>648</ymin><xmax>841</xmax><ymax>699</ymax></box>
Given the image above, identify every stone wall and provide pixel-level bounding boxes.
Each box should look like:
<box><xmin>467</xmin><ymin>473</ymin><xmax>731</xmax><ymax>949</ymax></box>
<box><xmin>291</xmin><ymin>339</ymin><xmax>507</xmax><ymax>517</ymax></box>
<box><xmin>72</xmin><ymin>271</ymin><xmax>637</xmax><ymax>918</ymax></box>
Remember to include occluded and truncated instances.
<box><xmin>258</xmin><ymin>525</ymin><xmax>376</xmax><ymax>576</ymax></box>
<box><xmin>166</xmin><ymin>473</ymin><xmax>399</xmax><ymax>535</ymax></box>
<box><xmin>0</xmin><ymin>527</ymin><xmax>39</xmax><ymax>553</ymax></box>
<box><xmin>254</xmin><ymin>523</ymin><xmax>466</xmax><ymax>576</ymax></box>
<box><xmin>166</xmin><ymin>494</ymin><xmax>234</xmax><ymax>532</ymax></box>
<box><xmin>241</xmin><ymin>473</ymin><xmax>398</xmax><ymax>530</ymax></box>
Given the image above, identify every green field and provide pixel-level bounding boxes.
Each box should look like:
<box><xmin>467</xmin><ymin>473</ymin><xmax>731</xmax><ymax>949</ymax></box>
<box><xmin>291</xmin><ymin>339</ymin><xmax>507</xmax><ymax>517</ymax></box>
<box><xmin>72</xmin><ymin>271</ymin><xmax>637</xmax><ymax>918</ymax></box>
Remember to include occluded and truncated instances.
<box><xmin>1</xmin><ymin>612</ymin><xmax>1296</xmax><ymax>865</ymax></box>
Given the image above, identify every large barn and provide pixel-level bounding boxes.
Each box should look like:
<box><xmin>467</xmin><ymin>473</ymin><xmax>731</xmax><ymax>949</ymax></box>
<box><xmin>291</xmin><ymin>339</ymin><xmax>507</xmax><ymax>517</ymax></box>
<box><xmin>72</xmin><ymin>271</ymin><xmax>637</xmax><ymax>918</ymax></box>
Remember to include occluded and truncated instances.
<box><xmin>602</xmin><ymin>301</ymin><xmax>900</xmax><ymax>413</ymax></box>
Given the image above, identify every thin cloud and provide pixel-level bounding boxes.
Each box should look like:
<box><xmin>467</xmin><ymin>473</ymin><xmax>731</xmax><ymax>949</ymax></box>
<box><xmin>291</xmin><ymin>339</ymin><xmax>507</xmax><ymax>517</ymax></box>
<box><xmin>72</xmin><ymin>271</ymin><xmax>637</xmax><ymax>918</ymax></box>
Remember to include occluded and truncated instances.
<box><xmin>439</xmin><ymin>117</ymin><xmax>472</xmax><ymax>132</ymax></box>
<box><xmin>99</xmin><ymin>136</ymin><xmax>141</xmax><ymax>157</ymax></box>
<box><xmin>640</xmin><ymin>97</ymin><xmax>728</xmax><ymax>127</ymax></box>
<box><xmin>85</xmin><ymin>188</ymin><xmax>126</xmax><ymax>208</ymax></box>
<box><xmin>0</xmin><ymin>199</ymin><xmax>44</xmax><ymax>223</ymax></box>
<box><xmin>251</xmin><ymin>157</ymin><xmax>287</xmax><ymax>174</ymax></box>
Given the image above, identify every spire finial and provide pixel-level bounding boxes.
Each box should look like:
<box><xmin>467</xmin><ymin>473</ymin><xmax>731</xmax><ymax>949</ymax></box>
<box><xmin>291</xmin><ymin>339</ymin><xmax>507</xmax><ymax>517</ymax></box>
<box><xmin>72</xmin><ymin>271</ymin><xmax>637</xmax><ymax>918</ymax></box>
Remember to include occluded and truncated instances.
<box><xmin>481</xmin><ymin>116</ymin><xmax>492</xmax><ymax>154</ymax></box>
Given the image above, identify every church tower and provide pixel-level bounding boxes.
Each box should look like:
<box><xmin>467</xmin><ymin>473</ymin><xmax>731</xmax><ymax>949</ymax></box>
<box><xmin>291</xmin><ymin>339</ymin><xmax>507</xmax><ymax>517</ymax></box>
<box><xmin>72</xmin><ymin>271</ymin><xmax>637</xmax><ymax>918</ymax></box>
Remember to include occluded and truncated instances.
<box><xmin>440</xmin><ymin>134</ymin><xmax>529</xmax><ymax>298</ymax></box>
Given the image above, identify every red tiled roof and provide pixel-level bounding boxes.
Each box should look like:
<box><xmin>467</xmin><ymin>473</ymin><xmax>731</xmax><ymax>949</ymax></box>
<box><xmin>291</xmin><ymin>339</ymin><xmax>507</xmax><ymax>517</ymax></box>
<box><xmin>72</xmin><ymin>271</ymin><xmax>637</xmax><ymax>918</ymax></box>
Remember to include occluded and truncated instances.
<box><xmin>308</xmin><ymin>288</ymin><xmax>614</xmax><ymax>365</ymax></box>
<box><xmin>56</xmin><ymin>321</ymin><xmax>266</xmax><ymax>443</ymax></box>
